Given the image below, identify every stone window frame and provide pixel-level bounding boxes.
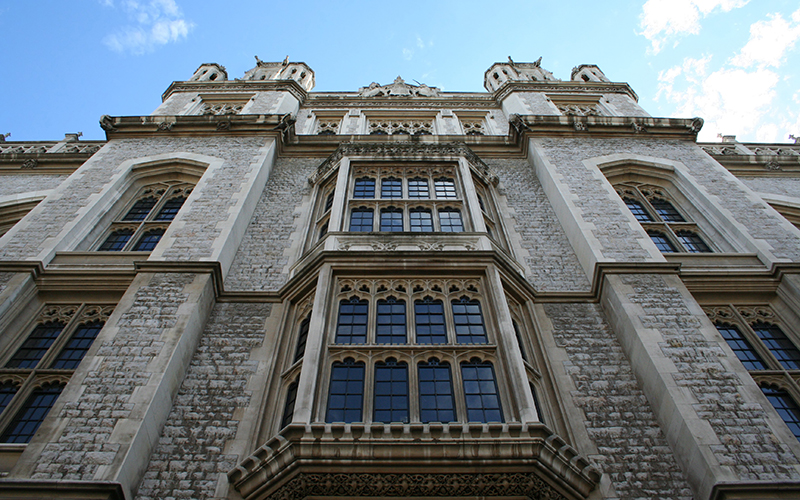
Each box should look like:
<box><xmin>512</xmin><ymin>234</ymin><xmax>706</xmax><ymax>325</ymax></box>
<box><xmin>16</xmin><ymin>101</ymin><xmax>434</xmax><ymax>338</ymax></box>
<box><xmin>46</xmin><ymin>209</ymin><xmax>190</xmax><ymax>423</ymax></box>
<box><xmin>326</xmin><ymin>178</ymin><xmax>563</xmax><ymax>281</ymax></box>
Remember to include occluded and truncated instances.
<box><xmin>194</xmin><ymin>93</ymin><xmax>255</xmax><ymax>116</ymax></box>
<box><xmin>705</xmin><ymin>304</ymin><xmax>800</xmax><ymax>442</ymax></box>
<box><xmin>364</xmin><ymin>111</ymin><xmax>437</xmax><ymax>136</ymax></box>
<box><xmin>546</xmin><ymin>93</ymin><xmax>607</xmax><ymax>117</ymax></box>
<box><xmin>93</xmin><ymin>181</ymin><xmax>193</xmax><ymax>252</ymax></box>
<box><xmin>616</xmin><ymin>183</ymin><xmax>714</xmax><ymax>254</ymax></box>
<box><xmin>310</xmin><ymin>111</ymin><xmax>346</xmax><ymax>136</ymax></box>
<box><xmin>316</xmin><ymin>277</ymin><xmax>510</xmax><ymax>425</ymax></box>
<box><xmin>454</xmin><ymin>111</ymin><xmax>492</xmax><ymax>136</ymax></box>
<box><xmin>0</xmin><ymin>303</ymin><xmax>114</xmax><ymax>444</ymax></box>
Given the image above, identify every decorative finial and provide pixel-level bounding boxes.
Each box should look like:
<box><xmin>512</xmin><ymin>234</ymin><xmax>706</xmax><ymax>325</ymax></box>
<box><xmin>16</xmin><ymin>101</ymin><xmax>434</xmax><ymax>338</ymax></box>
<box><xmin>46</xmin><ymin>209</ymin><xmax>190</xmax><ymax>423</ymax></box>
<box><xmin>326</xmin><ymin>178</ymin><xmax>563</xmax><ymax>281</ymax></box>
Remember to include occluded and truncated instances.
<box><xmin>790</xmin><ymin>134</ymin><xmax>799</xmax><ymax>144</ymax></box>
<box><xmin>533</xmin><ymin>56</ymin><xmax>542</xmax><ymax>67</ymax></box>
<box><xmin>282</xmin><ymin>55</ymin><xmax>289</xmax><ymax>66</ymax></box>
<box><xmin>0</xmin><ymin>132</ymin><xmax>10</xmax><ymax>142</ymax></box>
<box><xmin>508</xmin><ymin>56</ymin><xmax>515</xmax><ymax>67</ymax></box>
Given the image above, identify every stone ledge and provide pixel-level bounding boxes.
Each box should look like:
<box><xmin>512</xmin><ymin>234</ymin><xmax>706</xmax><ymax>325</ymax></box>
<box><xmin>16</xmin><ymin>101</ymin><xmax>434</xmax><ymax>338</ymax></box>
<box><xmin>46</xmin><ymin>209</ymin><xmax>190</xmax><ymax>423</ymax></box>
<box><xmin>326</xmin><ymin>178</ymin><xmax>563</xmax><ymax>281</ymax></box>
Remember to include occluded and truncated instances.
<box><xmin>710</xmin><ymin>481</ymin><xmax>800</xmax><ymax>500</ymax></box>
<box><xmin>0</xmin><ymin>480</ymin><xmax>124</xmax><ymax>500</ymax></box>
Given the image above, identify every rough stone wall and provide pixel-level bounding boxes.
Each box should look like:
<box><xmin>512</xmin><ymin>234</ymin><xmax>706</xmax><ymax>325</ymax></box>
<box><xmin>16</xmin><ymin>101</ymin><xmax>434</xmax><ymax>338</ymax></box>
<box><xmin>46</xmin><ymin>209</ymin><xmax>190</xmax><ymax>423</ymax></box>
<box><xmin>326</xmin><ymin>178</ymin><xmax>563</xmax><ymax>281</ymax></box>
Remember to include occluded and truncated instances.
<box><xmin>740</xmin><ymin>176</ymin><xmax>800</xmax><ymax>198</ymax></box>
<box><xmin>135</xmin><ymin>302</ymin><xmax>271</xmax><ymax>500</ymax></box>
<box><xmin>603</xmin><ymin>94</ymin><xmax>649</xmax><ymax>117</ymax></box>
<box><xmin>242</xmin><ymin>92</ymin><xmax>283</xmax><ymax>115</ymax></box>
<box><xmin>537</xmin><ymin>138</ymin><xmax>800</xmax><ymax>261</ymax></box>
<box><xmin>0</xmin><ymin>137</ymin><xmax>268</xmax><ymax>261</ymax></box>
<box><xmin>226</xmin><ymin>157</ymin><xmax>317</xmax><ymax>291</ymax></box>
<box><xmin>32</xmin><ymin>273</ymin><xmax>194</xmax><ymax>480</ymax></box>
<box><xmin>517</xmin><ymin>93</ymin><xmax>559</xmax><ymax>115</ymax></box>
<box><xmin>488</xmin><ymin>108</ymin><xmax>510</xmax><ymax>135</ymax></box>
<box><xmin>152</xmin><ymin>93</ymin><xmax>197</xmax><ymax>115</ymax></box>
<box><xmin>0</xmin><ymin>272</ymin><xmax>14</xmax><ymax>297</ymax></box>
<box><xmin>544</xmin><ymin>301</ymin><xmax>693</xmax><ymax>500</ymax></box>
<box><xmin>487</xmin><ymin>159</ymin><xmax>589</xmax><ymax>292</ymax></box>
<box><xmin>621</xmin><ymin>274</ymin><xmax>800</xmax><ymax>480</ymax></box>
<box><xmin>0</xmin><ymin>175</ymin><xmax>68</xmax><ymax>198</ymax></box>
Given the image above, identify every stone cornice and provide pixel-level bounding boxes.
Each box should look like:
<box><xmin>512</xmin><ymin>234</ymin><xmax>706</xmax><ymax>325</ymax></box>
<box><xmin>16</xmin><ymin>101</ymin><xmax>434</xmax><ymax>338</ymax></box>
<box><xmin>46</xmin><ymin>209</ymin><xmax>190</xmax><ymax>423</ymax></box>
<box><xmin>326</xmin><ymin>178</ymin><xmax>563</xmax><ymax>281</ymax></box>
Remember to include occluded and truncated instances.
<box><xmin>304</xmin><ymin>93</ymin><xmax>498</xmax><ymax>109</ymax></box>
<box><xmin>99</xmin><ymin>114</ymin><xmax>292</xmax><ymax>140</ymax></box>
<box><xmin>161</xmin><ymin>79</ymin><xmax>308</xmax><ymax>103</ymax></box>
<box><xmin>511</xmin><ymin>114</ymin><xmax>703</xmax><ymax>140</ymax></box>
<box><xmin>0</xmin><ymin>480</ymin><xmax>125</xmax><ymax>500</ymax></box>
<box><xmin>493</xmin><ymin>80</ymin><xmax>639</xmax><ymax>103</ymax></box>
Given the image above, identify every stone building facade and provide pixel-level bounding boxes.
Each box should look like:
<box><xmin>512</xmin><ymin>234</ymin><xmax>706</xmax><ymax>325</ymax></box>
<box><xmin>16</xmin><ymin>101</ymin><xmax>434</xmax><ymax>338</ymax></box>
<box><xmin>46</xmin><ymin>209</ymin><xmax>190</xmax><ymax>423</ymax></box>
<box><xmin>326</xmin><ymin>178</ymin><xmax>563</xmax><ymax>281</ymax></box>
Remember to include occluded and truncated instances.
<box><xmin>0</xmin><ymin>57</ymin><xmax>799</xmax><ymax>500</ymax></box>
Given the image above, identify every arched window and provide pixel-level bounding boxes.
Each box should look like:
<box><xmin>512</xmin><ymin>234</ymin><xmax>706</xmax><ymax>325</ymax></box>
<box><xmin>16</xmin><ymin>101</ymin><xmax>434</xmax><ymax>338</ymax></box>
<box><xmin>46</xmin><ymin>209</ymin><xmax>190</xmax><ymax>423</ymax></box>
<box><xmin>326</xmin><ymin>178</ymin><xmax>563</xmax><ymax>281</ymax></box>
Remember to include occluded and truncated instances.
<box><xmin>380</xmin><ymin>207</ymin><xmax>403</xmax><ymax>232</ymax></box>
<box><xmin>280</xmin><ymin>380</ymin><xmax>298</xmax><ymax>429</ymax></box>
<box><xmin>1</xmin><ymin>382</ymin><xmax>65</xmax><ymax>443</ymax></box>
<box><xmin>374</xmin><ymin>359</ymin><xmax>409</xmax><ymax>423</ymax></box>
<box><xmin>414</xmin><ymin>297</ymin><xmax>446</xmax><ymax>344</ymax></box>
<box><xmin>461</xmin><ymin>359</ymin><xmax>503</xmax><ymax>423</ymax></box>
<box><xmin>451</xmin><ymin>297</ymin><xmax>487</xmax><ymax>344</ymax></box>
<box><xmin>326</xmin><ymin>359</ymin><xmax>365</xmax><ymax>423</ymax></box>
<box><xmin>409</xmin><ymin>208</ymin><xmax>433</xmax><ymax>232</ymax></box>
<box><xmin>336</xmin><ymin>298</ymin><xmax>368</xmax><ymax>344</ymax></box>
<box><xmin>6</xmin><ymin>321</ymin><xmax>66</xmax><ymax>369</ymax></box>
<box><xmin>761</xmin><ymin>385</ymin><xmax>800</xmax><ymax>441</ymax></box>
<box><xmin>418</xmin><ymin>359</ymin><xmax>455</xmax><ymax>423</ymax></box>
<box><xmin>349</xmin><ymin>208</ymin><xmax>374</xmax><ymax>232</ymax></box>
<box><xmin>376</xmin><ymin>298</ymin><xmax>406</xmax><ymax>344</ymax></box>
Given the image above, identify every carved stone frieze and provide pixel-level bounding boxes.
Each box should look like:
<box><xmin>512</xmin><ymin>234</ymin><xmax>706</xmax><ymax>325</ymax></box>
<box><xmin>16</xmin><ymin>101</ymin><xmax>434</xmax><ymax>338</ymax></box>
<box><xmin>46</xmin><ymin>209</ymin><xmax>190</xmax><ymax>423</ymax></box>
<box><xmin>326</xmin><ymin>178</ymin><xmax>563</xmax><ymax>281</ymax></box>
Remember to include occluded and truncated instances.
<box><xmin>21</xmin><ymin>159</ymin><xmax>38</xmax><ymax>169</ymax></box>
<box><xmin>359</xmin><ymin>76</ymin><xmax>440</xmax><ymax>98</ymax></box>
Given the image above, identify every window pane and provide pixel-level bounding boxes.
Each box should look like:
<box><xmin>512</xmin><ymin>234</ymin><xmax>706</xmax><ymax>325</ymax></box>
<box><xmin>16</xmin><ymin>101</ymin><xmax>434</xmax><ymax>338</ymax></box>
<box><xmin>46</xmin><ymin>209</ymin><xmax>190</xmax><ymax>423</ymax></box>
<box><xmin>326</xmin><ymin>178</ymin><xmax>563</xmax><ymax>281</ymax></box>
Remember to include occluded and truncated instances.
<box><xmin>408</xmin><ymin>178</ymin><xmax>429</xmax><ymax>199</ymax></box>
<box><xmin>415</xmin><ymin>299</ymin><xmax>447</xmax><ymax>344</ymax></box>
<box><xmin>648</xmin><ymin>231</ymin><xmax>677</xmax><ymax>253</ymax></box>
<box><xmin>324</xmin><ymin>192</ymin><xmax>335</xmax><ymax>211</ymax></box>
<box><xmin>753</xmin><ymin>322</ymin><xmax>800</xmax><ymax>370</ymax></box>
<box><xmin>376</xmin><ymin>299</ymin><xmax>406</xmax><ymax>344</ymax></box>
<box><xmin>0</xmin><ymin>383</ymin><xmax>18</xmax><ymax>416</ymax></box>
<box><xmin>154</xmin><ymin>196</ymin><xmax>186</xmax><ymax>221</ymax></box>
<box><xmin>132</xmin><ymin>228</ymin><xmax>165</xmax><ymax>251</ymax></box>
<box><xmin>512</xmin><ymin>320</ymin><xmax>528</xmax><ymax>362</ymax></box>
<box><xmin>1</xmin><ymin>383</ymin><xmax>64</xmax><ymax>443</ymax></box>
<box><xmin>122</xmin><ymin>197</ymin><xmax>157</xmax><ymax>221</ymax></box>
<box><xmin>294</xmin><ymin>315</ymin><xmax>310</xmax><ymax>363</ymax></box>
<box><xmin>651</xmin><ymin>199</ymin><xmax>685</xmax><ymax>222</ymax></box>
<box><xmin>381</xmin><ymin>178</ymin><xmax>402</xmax><ymax>199</ymax></box>
<box><xmin>715</xmin><ymin>323</ymin><xmax>768</xmax><ymax>370</ymax></box>
<box><xmin>336</xmin><ymin>299</ymin><xmax>368</xmax><ymax>344</ymax></box>
<box><xmin>676</xmin><ymin>231</ymin><xmax>711</xmax><ymax>253</ymax></box>
<box><xmin>624</xmin><ymin>198</ymin><xmax>653</xmax><ymax>222</ymax></box>
<box><xmin>280</xmin><ymin>381</ymin><xmax>298</xmax><ymax>429</ymax></box>
<box><xmin>410</xmin><ymin>208</ymin><xmax>433</xmax><ymax>232</ymax></box>
<box><xmin>349</xmin><ymin>208</ymin><xmax>374</xmax><ymax>232</ymax></box>
<box><xmin>418</xmin><ymin>361</ymin><xmax>455</xmax><ymax>423</ymax></box>
<box><xmin>6</xmin><ymin>322</ymin><xmax>65</xmax><ymax>369</ymax></box>
<box><xmin>530</xmin><ymin>382</ymin><xmax>546</xmax><ymax>425</ymax></box>
<box><xmin>50</xmin><ymin>321</ymin><xmax>104</xmax><ymax>370</ymax></box>
<box><xmin>380</xmin><ymin>208</ymin><xmax>403</xmax><ymax>232</ymax></box>
<box><xmin>98</xmin><ymin>229</ymin><xmax>134</xmax><ymax>251</ymax></box>
<box><xmin>434</xmin><ymin>178</ymin><xmax>457</xmax><ymax>199</ymax></box>
<box><xmin>452</xmin><ymin>298</ymin><xmax>487</xmax><ymax>344</ymax></box>
<box><xmin>374</xmin><ymin>361</ymin><xmax>409</xmax><ymax>423</ymax></box>
<box><xmin>438</xmin><ymin>209</ymin><xmax>463</xmax><ymax>233</ymax></box>
<box><xmin>326</xmin><ymin>361</ymin><xmax>364</xmax><ymax>423</ymax></box>
<box><xmin>761</xmin><ymin>386</ymin><xmax>800</xmax><ymax>442</ymax></box>
<box><xmin>353</xmin><ymin>178</ymin><xmax>375</xmax><ymax>199</ymax></box>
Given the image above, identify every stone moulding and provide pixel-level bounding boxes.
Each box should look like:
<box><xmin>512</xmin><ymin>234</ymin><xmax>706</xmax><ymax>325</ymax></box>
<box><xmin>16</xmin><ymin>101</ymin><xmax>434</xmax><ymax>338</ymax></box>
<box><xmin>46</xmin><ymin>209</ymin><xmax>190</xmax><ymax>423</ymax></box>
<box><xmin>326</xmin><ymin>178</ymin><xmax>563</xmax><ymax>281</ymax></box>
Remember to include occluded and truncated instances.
<box><xmin>99</xmin><ymin>114</ymin><xmax>290</xmax><ymax>139</ymax></box>
<box><xmin>161</xmin><ymin>79</ymin><xmax>308</xmax><ymax>103</ymax></box>
<box><xmin>493</xmin><ymin>80</ymin><xmax>640</xmax><ymax>103</ymax></box>
<box><xmin>228</xmin><ymin>422</ymin><xmax>600</xmax><ymax>500</ymax></box>
<box><xmin>0</xmin><ymin>480</ymin><xmax>124</xmax><ymax>500</ymax></box>
<box><xmin>509</xmin><ymin>114</ymin><xmax>703</xmax><ymax>140</ymax></box>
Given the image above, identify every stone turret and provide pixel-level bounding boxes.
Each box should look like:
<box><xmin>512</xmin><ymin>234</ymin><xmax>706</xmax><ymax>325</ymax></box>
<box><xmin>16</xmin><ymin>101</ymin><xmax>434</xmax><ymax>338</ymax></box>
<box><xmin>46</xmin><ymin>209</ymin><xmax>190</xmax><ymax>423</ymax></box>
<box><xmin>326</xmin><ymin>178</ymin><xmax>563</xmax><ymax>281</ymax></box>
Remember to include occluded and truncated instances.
<box><xmin>241</xmin><ymin>56</ymin><xmax>315</xmax><ymax>91</ymax></box>
<box><xmin>571</xmin><ymin>64</ymin><xmax>610</xmax><ymax>83</ymax></box>
<box><xmin>189</xmin><ymin>63</ymin><xmax>228</xmax><ymax>82</ymax></box>
<box><xmin>483</xmin><ymin>57</ymin><xmax>557</xmax><ymax>92</ymax></box>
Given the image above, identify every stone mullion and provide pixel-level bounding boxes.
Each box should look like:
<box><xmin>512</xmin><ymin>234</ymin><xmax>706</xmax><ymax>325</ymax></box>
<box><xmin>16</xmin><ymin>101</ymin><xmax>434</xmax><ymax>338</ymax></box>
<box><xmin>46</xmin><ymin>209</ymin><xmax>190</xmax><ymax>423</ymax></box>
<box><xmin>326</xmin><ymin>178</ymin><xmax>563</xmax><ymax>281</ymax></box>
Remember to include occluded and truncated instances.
<box><xmin>458</xmin><ymin>158</ymin><xmax>484</xmax><ymax>233</ymax></box>
<box><xmin>329</xmin><ymin>157</ymin><xmax>350</xmax><ymax>233</ymax></box>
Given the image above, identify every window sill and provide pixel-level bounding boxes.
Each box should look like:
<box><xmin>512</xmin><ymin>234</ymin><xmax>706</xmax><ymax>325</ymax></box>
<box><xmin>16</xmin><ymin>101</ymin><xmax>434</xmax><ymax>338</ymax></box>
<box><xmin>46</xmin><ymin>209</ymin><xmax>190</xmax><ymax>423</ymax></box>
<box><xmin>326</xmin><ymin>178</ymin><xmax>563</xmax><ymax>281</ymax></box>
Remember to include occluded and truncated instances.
<box><xmin>49</xmin><ymin>251</ymin><xmax>151</xmax><ymax>270</ymax></box>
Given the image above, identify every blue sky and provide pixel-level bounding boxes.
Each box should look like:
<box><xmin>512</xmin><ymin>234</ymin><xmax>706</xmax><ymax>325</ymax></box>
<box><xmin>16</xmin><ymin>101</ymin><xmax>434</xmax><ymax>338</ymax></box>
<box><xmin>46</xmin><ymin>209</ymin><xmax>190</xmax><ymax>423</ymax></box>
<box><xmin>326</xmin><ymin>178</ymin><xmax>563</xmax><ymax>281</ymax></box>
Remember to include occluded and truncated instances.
<box><xmin>1</xmin><ymin>0</ymin><xmax>798</xmax><ymax>143</ymax></box>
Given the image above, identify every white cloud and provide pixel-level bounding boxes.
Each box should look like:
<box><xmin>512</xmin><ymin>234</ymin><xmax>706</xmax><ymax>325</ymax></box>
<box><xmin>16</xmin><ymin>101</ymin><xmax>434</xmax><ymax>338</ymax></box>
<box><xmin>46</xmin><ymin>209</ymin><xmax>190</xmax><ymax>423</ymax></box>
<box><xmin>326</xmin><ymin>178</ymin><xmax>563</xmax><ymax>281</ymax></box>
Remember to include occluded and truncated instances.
<box><xmin>402</xmin><ymin>48</ymin><xmax>413</xmax><ymax>61</ymax></box>
<box><xmin>638</xmin><ymin>0</ymin><xmax>749</xmax><ymax>53</ymax></box>
<box><xmin>731</xmin><ymin>10</ymin><xmax>800</xmax><ymax>68</ymax></box>
<box><xmin>416</xmin><ymin>35</ymin><xmax>425</xmax><ymax>50</ymax></box>
<box><xmin>103</xmin><ymin>0</ymin><xmax>193</xmax><ymax>54</ymax></box>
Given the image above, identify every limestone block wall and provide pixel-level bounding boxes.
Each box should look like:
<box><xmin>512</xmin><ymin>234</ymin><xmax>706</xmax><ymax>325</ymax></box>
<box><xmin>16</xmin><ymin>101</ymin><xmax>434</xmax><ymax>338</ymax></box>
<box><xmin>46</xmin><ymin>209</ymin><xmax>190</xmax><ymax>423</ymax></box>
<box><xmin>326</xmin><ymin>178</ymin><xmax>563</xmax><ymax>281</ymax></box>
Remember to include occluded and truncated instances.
<box><xmin>486</xmin><ymin>158</ymin><xmax>589</xmax><ymax>292</ymax></box>
<box><xmin>542</xmin><ymin>302</ymin><xmax>693</xmax><ymax>499</ymax></box>
<box><xmin>226</xmin><ymin>157</ymin><xmax>318</xmax><ymax>292</ymax></box>
<box><xmin>0</xmin><ymin>175</ymin><xmax>68</xmax><ymax>198</ymax></box>
<box><xmin>740</xmin><ymin>176</ymin><xmax>800</xmax><ymax>198</ymax></box>
<box><xmin>135</xmin><ymin>302</ymin><xmax>271</xmax><ymax>500</ymax></box>
<box><xmin>0</xmin><ymin>272</ymin><xmax>14</xmax><ymax>297</ymax></box>
<box><xmin>603</xmin><ymin>94</ymin><xmax>650</xmax><ymax>117</ymax></box>
<box><xmin>153</xmin><ymin>91</ymin><xmax>284</xmax><ymax>116</ymax></box>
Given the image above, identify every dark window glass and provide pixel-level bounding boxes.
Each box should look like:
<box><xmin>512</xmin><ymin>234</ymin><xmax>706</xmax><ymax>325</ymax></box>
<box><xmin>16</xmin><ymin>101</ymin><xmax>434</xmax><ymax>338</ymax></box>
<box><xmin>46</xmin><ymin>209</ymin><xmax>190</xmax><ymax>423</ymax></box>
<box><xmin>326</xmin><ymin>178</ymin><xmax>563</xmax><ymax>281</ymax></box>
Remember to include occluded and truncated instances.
<box><xmin>376</xmin><ymin>298</ymin><xmax>406</xmax><ymax>344</ymax></box>
<box><xmin>530</xmin><ymin>382</ymin><xmax>545</xmax><ymax>425</ymax></box>
<box><xmin>452</xmin><ymin>298</ymin><xmax>487</xmax><ymax>344</ymax></box>
<box><xmin>6</xmin><ymin>322</ymin><xmax>65</xmax><ymax>369</ymax></box>
<box><xmin>761</xmin><ymin>386</ymin><xmax>800</xmax><ymax>442</ymax></box>
<box><xmin>1</xmin><ymin>383</ymin><xmax>64</xmax><ymax>443</ymax></box>
<box><xmin>715</xmin><ymin>323</ymin><xmax>768</xmax><ymax>370</ymax></box>
<box><xmin>408</xmin><ymin>178</ymin><xmax>429</xmax><ymax>199</ymax></box>
<box><xmin>374</xmin><ymin>360</ymin><xmax>409</xmax><ymax>423</ymax></box>
<box><xmin>624</xmin><ymin>198</ymin><xmax>653</xmax><ymax>222</ymax></box>
<box><xmin>418</xmin><ymin>359</ymin><xmax>455</xmax><ymax>423</ymax></box>
<box><xmin>370</xmin><ymin>130</ymin><xmax>388</xmax><ymax>135</ymax></box>
<box><xmin>326</xmin><ymin>359</ymin><xmax>365</xmax><ymax>423</ymax></box>
<box><xmin>752</xmin><ymin>322</ymin><xmax>800</xmax><ymax>370</ymax></box>
<box><xmin>438</xmin><ymin>209</ymin><xmax>464</xmax><ymax>233</ymax></box>
<box><xmin>318</xmin><ymin>129</ymin><xmax>335</xmax><ymax>136</ymax></box>
<box><xmin>122</xmin><ymin>197</ymin><xmax>157</xmax><ymax>221</ymax></box>
<box><xmin>512</xmin><ymin>320</ymin><xmax>528</xmax><ymax>362</ymax></box>
<box><xmin>380</xmin><ymin>207</ymin><xmax>403</xmax><ymax>232</ymax></box>
<box><xmin>676</xmin><ymin>231</ymin><xmax>711</xmax><ymax>253</ymax></box>
<box><xmin>648</xmin><ymin>231</ymin><xmax>677</xmax><ymax>253</ymax></box>
<box><xmin>353</xmin><ymin>178</ymin><xmax>375</xmax><ymax>199</ymax></box>
<box><xmin>349</xmin><ymin>208</ymin><xmax>374</xmax><ymax>232</ymax></box>
<box><xmin>132</xmin><ymin>228</ymin><xmax>165</xmax><ymax>251</ymax></box>
<box><xmin>434</xmin><ymin>178</ymin><xmax>457</xmax><ymax>199</ymax></box>
<box><xmin>477</xmin><ymin>194</ymin><xmax>486</xmax><ymax>212</ymax></box>
<box><xmin>410</xmin><ymin>208</ymin><xmax>433</xmax><ymax>232</ymax></box>
<box><xmin>381</xmin><ymin>178</ymin><xmax>402</xmax><ymax>199</ymax></box>
<box><xmin>0</xmin><ymin>383</ymin><xmax>18</xmax><ymax>416</ymax></box>
<box><xmin>294</xmin><ymin>315</ymin><xmax>310</xmax><ymax>363</ymax></box>
<box><xmin>280</xmin><ymin>380</ymin><xmax>298</xmax><ymax>429</ymax></box>
<box><xmin>324</xmin><ymin>192</ymin><xmax>335</xmax><ymax>211</ymax></box>
<box><xmin>50</xmin><ymin>321</ymin><xmax>104</xmax><ymax>370</ymax></box>
<box><xmin>415</xmin><ymin>298</ymin><xmax>447</xmax><ymax>344</ymax></box>
<box><xmin>336</xmin><ymin>298</ymin><xmax>368</xmax><ymax>344</ymax></box>
<box><xmin>651</xmin><ymin>199</ymin><xmax>685</xmax><ymax>222</ymax></box>
<box><xmin>154</xmin><ymin>196</ymin><xmax>186</xmax><ymax>221</ymax></box>
<box><xmin>98</xmin><ymin>229</ymin><xmax>134</xmax><ymax>251</ymax></box>
<box><xmin>318</xmin><ymin>222</ymin><xmax>328</xmax><ymax>239</ymax></box>
<box><xmin>461</xmin><ymin>360</ymin><xmax>503</xmax><ymax>423</ymax></box>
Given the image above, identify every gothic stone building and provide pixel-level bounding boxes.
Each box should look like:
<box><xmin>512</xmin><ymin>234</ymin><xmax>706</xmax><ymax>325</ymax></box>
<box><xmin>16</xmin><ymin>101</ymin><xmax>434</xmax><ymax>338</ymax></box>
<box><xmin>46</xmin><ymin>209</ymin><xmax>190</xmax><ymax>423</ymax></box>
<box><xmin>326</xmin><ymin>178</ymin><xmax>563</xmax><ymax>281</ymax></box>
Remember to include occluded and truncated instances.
<box><xmin>0</xmin><ymin>57</ymin><xmax>799</xmax><ymax>500</ymax></box>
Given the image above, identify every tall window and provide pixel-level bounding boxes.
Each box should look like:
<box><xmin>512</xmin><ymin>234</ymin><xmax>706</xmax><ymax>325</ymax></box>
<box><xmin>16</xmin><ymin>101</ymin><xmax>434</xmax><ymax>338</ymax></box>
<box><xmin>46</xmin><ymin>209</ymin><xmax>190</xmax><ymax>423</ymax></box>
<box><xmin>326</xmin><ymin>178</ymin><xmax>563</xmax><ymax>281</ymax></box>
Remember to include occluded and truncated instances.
<box><xmin>415</xmin><ymin>297</ymin><xmax>447</xmax><ymax>344</ymax></box>
<box><xmin>438</xmin><ymin>208</ymin><xmax>464</xmax><ymax>233</ymax></box>
<box><xmin>96</xmin><ymin>182</ymin><xmax>191</xmax><ymax>252</ymax></box>
<box><xmin>294</xmin><ymin>315</ymin><xmax>311</xmax><ymax>363</ymax></box>
<box><xmin>381</xmin><ymin>178</ymin><xmax>402</xmax><ymax>199</ymax></box>
<box><xmin>617</xmin><ymin>183</ymin><xmax>712</xmax><ymax>254</ymax></box>
<box><xmin>380</xmin><ymin>207</ymin><xmax>404</xmax><ymax>232</ymax></box>
<box><xmin>410</xmin><ymin>208</ymin><xmax>433</xmax><ymax>232</ymax></box>
<box><xmin>761</xmin><ymin>385</ymin><xmax>800</xmax><ymax>441</ymax></box>
<box><xmin>353</xmin><ymin>178</ymin><xmax>375</xmax><ymax>198</ymax></box>
<box><xmin>418</xmin><ymin>359</ymin><xmax>455</xmax><ymax>423</ymax></box>
<box><xmin>374</xmin><ymin>359</ymin><xmax>409</xmax><ymax>423</ymax></box>
<box><xmin>50</xmin><ymin>321</ymin><xmax>105</xmax><ymax>370</ymax></box>
<box><xmin>280</xmin><ymin>380</ymin><xmax>298</xmax><ymax>429</ymax></box>
<box><xmin>6</xmin><ymin>321</ymin><xmax>65</xmax><ymax>369</ymax></box>
<box><xmin>461</xmin><ymin>360</ymin><xmax>503</xmax><ymax>423</ymax></box>
<box><xmin>376</xmin><ymin>298</ymin><xmax>406</xmax><ymax>344</ymax></box>
<box><xmin>349</xmin><ymin>208</ymin><xmax>374</xmax><ymax>232</ymax></box>
<box><xmin>326</xmin><ymin>359</ymin><xmax>365</xmax><ymax>423</ymax></box>
<box><xmin>1</xmin><ymin>383</ymin><xmax>65</xmax><ymax>443</ymax></box>
<box><xmin>452</xmin><ymin>297</ymin><xmax>487</xmax><ymax>344</ymax></box>
<box><xmin>336</xmin><ymin>298</ymin><xmax>368</xmax><ymax>344</ymax></box>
